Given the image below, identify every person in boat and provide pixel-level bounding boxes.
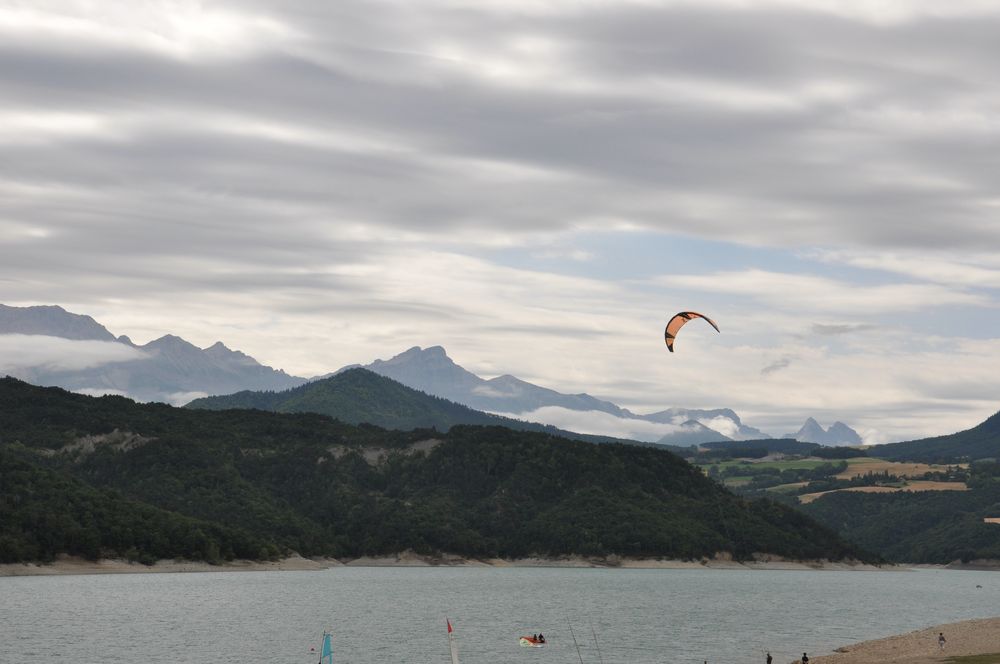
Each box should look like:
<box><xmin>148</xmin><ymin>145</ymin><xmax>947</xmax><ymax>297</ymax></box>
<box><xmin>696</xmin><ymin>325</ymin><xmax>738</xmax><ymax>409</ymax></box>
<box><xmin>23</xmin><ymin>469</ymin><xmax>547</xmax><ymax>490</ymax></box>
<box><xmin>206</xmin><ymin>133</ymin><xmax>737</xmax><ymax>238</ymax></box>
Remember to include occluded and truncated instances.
<box><xmin>538</xmin><ymin>634</ymin><xmax>545</xmax><ymax>643</ymax></box>
<box><xmin>766</xmin><ymin>653</ymin><xmax>772</xmax><ymax>664</ymax></box>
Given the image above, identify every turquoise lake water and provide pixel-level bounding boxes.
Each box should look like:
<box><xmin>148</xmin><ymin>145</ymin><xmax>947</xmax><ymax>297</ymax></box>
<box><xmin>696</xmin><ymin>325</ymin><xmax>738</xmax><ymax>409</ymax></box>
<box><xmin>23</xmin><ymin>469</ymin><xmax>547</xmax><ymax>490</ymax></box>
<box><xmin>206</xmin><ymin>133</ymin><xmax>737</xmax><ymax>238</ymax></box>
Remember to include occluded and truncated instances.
<box><xmin>2</xmin><ymin>566</ymin><xmax>997</xmax><ymax>664</ymax></box>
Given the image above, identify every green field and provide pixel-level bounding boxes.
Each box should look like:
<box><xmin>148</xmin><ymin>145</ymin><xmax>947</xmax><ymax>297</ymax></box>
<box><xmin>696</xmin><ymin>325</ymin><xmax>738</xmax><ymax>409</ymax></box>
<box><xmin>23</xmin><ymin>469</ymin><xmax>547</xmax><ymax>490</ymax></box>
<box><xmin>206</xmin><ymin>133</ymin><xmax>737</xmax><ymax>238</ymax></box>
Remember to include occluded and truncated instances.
<box><xmin>696</xmin><ymin>455</ymin><xmax>953</xmax><ymax>498</ymax></box>
<box><xmin>697</xmin><ymin>456</ymin><xmax>959</xmax><ymax>482</ymax></box>
<box><xmin>698</xmin><ymin>457</ymin><xmax>875</xmax><ymax>492</ymax></box>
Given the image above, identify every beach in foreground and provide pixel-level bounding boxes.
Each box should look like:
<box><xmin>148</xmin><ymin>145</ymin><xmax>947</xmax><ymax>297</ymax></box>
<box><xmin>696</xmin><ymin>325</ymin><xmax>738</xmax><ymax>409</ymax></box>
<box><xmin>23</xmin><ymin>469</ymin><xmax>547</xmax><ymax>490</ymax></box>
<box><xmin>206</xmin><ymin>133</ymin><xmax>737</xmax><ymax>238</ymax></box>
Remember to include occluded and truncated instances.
<box><xmin>813</xmin><ymin>617</ymin><xmax>1000</xmax><ymax>664</ymax></box>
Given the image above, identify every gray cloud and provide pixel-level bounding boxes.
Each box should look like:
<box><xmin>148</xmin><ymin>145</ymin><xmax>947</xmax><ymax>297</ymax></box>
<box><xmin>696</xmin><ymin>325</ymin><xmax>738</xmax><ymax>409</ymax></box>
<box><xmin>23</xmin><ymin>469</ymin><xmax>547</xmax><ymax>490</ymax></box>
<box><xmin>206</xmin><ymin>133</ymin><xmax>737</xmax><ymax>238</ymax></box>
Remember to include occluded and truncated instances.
<box><xmin>4</xmin><ymin>3</ymin><xmax>1000</xmax><ymax>255</ymax></box>
<box><xmin>491</xmin><ymin>405</ymin><xmax>711</xmax><ymax>443</ymax></box>
<box><xmin>811</xmin><ymin>323</ymin><xmax>878</xmax><ymax>336</ymax></box>
<box><xmin>761</xmin><ymin>357</ymin><xmax>792</xmax><ymax>376</ymax></box>
<box><xmin>0</xmin><ymin>335</ymin><xmax>147</xmax><ymax>373</ymax></box>
<box><xmin>2</xmin><ymin>2</ymin><xmax>1000</xmax><ymax>442</ymax></box>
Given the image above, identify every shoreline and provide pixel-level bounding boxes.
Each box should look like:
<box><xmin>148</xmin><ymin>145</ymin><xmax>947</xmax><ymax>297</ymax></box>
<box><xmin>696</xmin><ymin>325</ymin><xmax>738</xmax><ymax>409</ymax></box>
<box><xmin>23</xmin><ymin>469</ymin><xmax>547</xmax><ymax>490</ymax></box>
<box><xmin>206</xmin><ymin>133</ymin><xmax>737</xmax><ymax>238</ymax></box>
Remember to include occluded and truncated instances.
<box><xmin>813</xmin><ymin>617</ymin><xmax>1000</xmax><ymax>664</ymax></box>
<box><xmin>0</xmin><ymin>552</ymin><xmax>892</xmax><ymax>576</ymax></box>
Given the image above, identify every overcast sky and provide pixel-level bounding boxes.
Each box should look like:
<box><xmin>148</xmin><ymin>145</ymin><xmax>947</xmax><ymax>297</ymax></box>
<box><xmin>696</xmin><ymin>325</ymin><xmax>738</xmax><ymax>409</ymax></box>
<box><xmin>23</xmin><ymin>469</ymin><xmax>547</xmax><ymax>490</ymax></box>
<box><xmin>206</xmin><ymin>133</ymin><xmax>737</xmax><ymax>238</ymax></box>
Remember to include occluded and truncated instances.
<box><xmin>3</xmin><ymin>0</ymin><xmax>1000</xmax><ymax>442</ymax></box>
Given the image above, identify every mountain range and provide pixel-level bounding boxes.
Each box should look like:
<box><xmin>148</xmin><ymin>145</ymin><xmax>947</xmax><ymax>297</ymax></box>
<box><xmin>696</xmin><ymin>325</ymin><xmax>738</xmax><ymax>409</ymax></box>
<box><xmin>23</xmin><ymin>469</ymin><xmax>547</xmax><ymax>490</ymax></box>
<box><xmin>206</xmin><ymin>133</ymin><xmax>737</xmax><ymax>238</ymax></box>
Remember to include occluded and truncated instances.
<box><xmin>188</xmin><ymin>367</ymin><xmax>635</xmax><ymax>445</ymax></box>
<box><xmin>0</xmin><ymin>305</ymin><xmax>304</xmax><ymax>403</ymax></box>
<box><xmin>0</xmin><ymin>304</ymin><xmax>861</xmax><ymax>444</ymax></box>
<box><xmin>343</xmin><ymin>345</ymin><xmax>779</xmax><ymax>444</ymax></box>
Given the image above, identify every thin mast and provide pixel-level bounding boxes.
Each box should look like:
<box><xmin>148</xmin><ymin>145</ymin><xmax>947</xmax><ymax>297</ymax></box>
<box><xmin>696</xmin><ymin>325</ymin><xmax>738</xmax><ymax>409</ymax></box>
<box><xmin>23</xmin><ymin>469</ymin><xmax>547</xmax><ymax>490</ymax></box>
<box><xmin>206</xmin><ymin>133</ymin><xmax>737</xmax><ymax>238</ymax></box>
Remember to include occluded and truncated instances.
<box><xmin>447</xmin><ymin>618</ymin><xmax>460</xmax><ymax>664</ymax></box>
<box><xmin>590</xmin><ymin>621</ymin><xmax>605</xmax><ymax>664</ymax></box>
<box><xmin>568</xmin><ymin>621</ymin><xmax>586</xmax><ymax>664</ymax></box>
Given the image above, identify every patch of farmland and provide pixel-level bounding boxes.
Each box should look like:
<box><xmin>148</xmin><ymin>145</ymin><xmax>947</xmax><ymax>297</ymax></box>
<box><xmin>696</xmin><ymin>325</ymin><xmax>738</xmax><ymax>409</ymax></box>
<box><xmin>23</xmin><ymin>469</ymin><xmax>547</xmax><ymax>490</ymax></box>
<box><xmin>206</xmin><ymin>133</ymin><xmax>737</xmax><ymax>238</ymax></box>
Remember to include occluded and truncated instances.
<box><xmin>834</xmin><ymin>457</ymin><xmax>964</xmax><ymax>480</ymax></box>
<box><xmin>798</xmin><ymin>481</ymin><xmax>968</xmax><ymax>504</ymax></box>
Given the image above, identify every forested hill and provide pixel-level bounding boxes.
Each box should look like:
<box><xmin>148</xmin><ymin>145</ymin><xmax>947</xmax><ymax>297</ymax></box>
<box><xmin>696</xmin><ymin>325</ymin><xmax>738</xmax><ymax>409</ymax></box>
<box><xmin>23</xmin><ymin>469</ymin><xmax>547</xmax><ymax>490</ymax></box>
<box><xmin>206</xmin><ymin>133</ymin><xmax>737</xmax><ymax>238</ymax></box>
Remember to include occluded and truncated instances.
<box><xmin>800</xmin><ymin>467</ymin><xmax>1000</xmax><ymax>564</ymax></box>
<box><xmin>0</xmin><ymin>377</ymin><xmax>874</xmax><ymax>565</ymax></box>
<box><xmin>185</xmin><ymin>368</ymin><xmax>628</xmax><ymax>445</ymax></box>
<box><xmin>186</xmin><ymin>367</ymin><xmax>512</xmax><ymax>430</ymax></box>
<box><xmin>868</xmin><ymin>410</ymin><xmax>1000</xmax><ymax>463</ymax></box>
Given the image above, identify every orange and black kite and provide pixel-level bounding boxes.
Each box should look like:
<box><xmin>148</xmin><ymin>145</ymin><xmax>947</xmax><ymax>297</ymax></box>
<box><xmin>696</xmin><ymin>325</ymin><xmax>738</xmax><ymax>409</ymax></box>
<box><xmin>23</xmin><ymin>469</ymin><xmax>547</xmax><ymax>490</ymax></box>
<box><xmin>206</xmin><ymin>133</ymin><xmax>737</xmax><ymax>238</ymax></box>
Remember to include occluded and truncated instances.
<box><xmin>664</xmin><ymin>311</ymin><xmax>720</xmax><ymax>352</ymax></box>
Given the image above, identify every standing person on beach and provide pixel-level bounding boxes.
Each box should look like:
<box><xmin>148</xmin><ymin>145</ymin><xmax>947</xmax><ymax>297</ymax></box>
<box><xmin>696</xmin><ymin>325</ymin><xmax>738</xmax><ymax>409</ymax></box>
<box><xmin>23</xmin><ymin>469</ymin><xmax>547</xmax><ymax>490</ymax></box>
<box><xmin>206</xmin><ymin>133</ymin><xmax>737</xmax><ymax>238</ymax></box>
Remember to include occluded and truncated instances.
<box><xmin>802</xmin><ymin>652</ymin><xmax>809</xmax><ymax>664</ymax></box>
<box><xmin>939</xmin><ymin>633</ymin><xmax>946</xmax><ymax>650</ymax></box>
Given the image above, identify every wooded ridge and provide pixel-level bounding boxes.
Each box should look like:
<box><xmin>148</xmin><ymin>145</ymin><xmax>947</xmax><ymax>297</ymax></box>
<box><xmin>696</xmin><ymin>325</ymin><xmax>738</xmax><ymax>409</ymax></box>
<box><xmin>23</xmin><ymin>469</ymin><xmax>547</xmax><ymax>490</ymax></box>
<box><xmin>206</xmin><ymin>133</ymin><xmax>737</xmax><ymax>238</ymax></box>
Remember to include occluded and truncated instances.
<box><xmin>0</xmin><ymin>377</ymin><xmax>873</xmax><ymax>565</ymax></box>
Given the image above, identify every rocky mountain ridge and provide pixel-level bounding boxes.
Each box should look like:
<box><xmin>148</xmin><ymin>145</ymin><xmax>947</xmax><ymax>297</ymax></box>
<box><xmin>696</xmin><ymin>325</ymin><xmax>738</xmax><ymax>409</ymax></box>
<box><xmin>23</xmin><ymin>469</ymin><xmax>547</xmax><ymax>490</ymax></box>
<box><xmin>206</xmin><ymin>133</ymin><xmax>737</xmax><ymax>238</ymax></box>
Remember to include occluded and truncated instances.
<box><xmin>782</xmin><ymin>417</ymin><xmax>862</xmax><ymax>446</ymax></box>
<box><xmin>353</xmin><ymin>346</ymin><xmax>771</xmax><ymax>444</ymax></box>
<box><xmin>0</xmin><ymin>305</ymin><xmax>304</xmax><ymax>403</ymax></box>
<box><xmin>2</xmin><ymin>304</ymin><xmax>861</xmax><ymax>444</ymax></box>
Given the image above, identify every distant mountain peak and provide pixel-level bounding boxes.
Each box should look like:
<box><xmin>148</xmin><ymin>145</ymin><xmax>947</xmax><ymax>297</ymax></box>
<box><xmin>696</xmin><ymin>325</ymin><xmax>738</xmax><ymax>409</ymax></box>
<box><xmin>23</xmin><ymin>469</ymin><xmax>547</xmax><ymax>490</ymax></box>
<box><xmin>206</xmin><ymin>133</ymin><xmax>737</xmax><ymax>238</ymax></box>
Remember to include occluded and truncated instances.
<box><xmin>0</xmin><ymin>303</ymin><xmax>117</xmax><ymax>341</ymax></box>
<box><xmin>204</xmin><ymin>341</ymin><xmax>257</xmax><ymax>365</ymax></box>
<box><xmin>641</xmin><ymin>407</ymin><xmax>768</xmax><ymax>441</ymax></box>
<box><xmin>402</xmin><ymin>345</ymin><xmax>446</xmax><ymax>357</ymax></box>
<box><xmin>784</xmin><ymin>418</ymin><xmax>861</xmax><ymax>446</ymax></box>
<box><xmin>375</xmin><ymin>345</ymin><xmax>457</xmax><ymax>367</ymax></box>
<box><xmin>799</xmin><ymin>418</ymin><xmax>825</xmax><ymax>435</ymax></box>
<box><xmin>366</xmin><ymin>346</ymin><xmax>482</xmax><ymax>400</ymax></box>
<box><xmin>491</xmin><ymin>374</ymin><xmax>525</xmax><ymax>385</ymax></box>
<box><xmin>656</xmin><ymin>419</ymin><xmax>732</xmax><ymax>446</ymax></box>
<box><xmin>146</xmin><ymin>334</ymin><xmax>197</xmax><ymax>349</ymax></box>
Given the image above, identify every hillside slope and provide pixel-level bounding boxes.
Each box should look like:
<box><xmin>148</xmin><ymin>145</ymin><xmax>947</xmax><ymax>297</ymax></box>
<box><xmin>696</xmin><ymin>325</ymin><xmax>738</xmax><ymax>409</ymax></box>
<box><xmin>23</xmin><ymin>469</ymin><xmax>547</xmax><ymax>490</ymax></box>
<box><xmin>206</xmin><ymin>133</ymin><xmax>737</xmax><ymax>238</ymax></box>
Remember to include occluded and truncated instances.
<box><xmin>186</xmin><ymin>368</ymin><xmax>633</xmax><ymax>444</ymax></box>
<box><xmin>340</xmin><ymin>346</ymin><xmax>774</xmax><ymax>442</ymax></box>
<box><xmin>802</xmin><ymin>482</ymin><xmax>1000</xmax><ymax>563</ymax></box>
<box><xmin>0</xmin><ymin>378</ymin><xmax>873</xmax><ymax>565</ymax></box>
<box><xmin>869</xmin><ymin>411</ymin><xmax>1000</xmax><ymax>462</ymax></box>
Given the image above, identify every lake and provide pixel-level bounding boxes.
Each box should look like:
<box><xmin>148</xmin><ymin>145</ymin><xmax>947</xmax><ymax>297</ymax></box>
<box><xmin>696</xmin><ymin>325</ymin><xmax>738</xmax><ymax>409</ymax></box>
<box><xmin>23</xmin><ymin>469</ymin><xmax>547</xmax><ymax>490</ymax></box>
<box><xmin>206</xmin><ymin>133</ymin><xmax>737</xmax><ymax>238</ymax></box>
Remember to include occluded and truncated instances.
<box><xmin>1</xmin><ymin>567</ymin><xmax>997</xmax><ymax>664</ymax></box>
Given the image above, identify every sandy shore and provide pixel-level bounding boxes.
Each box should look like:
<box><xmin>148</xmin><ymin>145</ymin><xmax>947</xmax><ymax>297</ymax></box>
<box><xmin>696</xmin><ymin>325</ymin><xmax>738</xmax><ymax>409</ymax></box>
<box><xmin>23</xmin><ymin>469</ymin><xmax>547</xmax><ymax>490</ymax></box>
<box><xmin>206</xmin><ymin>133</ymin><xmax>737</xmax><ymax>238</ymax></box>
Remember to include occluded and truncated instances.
<box><xmin>0</xmin><ymin>553</ymin><xmax>344</xmax><ymax>576</ymax></box>
<box><xmin>812</xmin><ymin>617</ymin><xmax>1000</xmax><ymax>664</ymax></box>
<box><xmin>0</xmin><ymin>552</ymin><xmax>887</xmax><ymax>576</ymax></box>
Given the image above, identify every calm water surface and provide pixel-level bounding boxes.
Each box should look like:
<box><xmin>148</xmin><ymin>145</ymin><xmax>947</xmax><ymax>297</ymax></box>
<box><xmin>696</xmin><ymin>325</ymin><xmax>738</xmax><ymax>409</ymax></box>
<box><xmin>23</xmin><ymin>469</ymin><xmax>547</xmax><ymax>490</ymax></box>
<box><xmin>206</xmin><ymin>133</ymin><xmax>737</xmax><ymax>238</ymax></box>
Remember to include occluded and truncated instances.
<box><xmin>2</xmin><ymin>567</ymin><xmax>997</xmax><ymax>664</ymax></box>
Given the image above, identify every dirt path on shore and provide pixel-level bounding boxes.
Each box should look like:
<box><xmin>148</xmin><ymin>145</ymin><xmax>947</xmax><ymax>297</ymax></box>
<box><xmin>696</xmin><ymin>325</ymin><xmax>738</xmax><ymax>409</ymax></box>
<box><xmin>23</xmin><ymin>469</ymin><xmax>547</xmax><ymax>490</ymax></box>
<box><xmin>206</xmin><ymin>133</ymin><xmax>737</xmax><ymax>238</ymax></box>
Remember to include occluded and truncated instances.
<box><xmin>812</xmin><ymin>618</ymin><xmax>1000</xmax><ymax>664</ymax></box>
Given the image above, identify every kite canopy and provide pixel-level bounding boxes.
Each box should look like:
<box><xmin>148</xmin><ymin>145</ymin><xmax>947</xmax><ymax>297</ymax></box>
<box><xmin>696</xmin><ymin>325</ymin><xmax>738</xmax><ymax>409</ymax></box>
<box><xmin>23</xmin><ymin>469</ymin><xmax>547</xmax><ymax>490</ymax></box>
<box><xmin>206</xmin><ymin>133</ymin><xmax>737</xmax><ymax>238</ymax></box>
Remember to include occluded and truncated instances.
<box><xmin>664</xmin><ymin>311</ymin><xmax>720</xmax><ymax>352</ymax></box>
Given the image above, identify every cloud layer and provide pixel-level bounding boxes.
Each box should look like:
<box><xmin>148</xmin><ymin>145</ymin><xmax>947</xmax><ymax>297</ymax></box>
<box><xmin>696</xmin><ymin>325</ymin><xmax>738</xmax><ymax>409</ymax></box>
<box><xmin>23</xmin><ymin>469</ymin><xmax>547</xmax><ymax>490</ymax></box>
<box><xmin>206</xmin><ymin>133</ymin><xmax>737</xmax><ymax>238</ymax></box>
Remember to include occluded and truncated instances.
<box><xmin>0</xmin><ymin>334</ymin><xmax>146</xmax><ymax>373</ymax></box>
<box><xmin>2</xmin><ymin>1</ymin><xmax>1000</xmax><ymax>441</ymax></box>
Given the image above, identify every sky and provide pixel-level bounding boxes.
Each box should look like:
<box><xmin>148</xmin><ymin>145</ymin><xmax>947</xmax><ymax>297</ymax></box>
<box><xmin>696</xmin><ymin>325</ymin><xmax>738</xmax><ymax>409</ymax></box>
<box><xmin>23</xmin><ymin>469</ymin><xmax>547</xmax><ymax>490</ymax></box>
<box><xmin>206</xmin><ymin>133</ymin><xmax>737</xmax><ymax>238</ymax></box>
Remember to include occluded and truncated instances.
<box><xmin>2</xmin><ymin>0</ymin><xmax>1000</xmax><ymax>443</ymax></box>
